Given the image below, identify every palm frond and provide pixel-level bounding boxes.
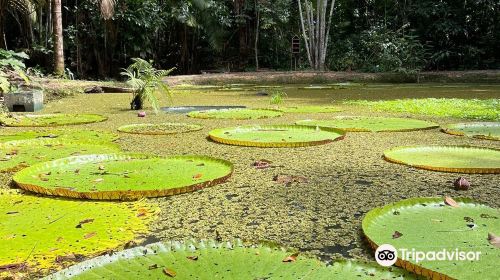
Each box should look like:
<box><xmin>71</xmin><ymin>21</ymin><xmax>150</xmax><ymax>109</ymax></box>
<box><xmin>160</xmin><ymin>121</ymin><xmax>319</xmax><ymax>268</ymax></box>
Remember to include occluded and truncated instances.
<box><xmin>100</xmin><ymin>0</ymin><xmax>115</xmax><ymax>20</ymax></box>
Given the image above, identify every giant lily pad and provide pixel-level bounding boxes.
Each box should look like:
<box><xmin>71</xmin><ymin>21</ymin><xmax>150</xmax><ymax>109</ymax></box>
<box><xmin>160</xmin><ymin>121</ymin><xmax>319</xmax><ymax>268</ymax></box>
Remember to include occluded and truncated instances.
<box><xmin>0</xmin><ymin>190</ymin><xmax>155</xmax><ymax>274</ymax></box>
<box><xmin>0</xmin><ymin>114</ymin><xmax>107</xmax><ymax>127</ymax></box>
<box><xmin>13</xmin><ymin>154</ymin><xmax>233</xmax><ymax>200</ymax></box>
<box><xmin>117</xmin><ymin>123</ymin><xmax>203</xmax><ymax>135</ymax></box>
<box><xmin>0</xmin><ymin>139</ymin><xmax>120</xmax><ymax>172</ymax></box>
<box><xmin>296</xmin><ymin>116</ymin><xmax>439</xmax><ymax>132</ymax></box>
<box><xmin>441</xmin><ymin>122</ymin><xmax>500</xmax><ymax>141</ymax></box>
<box><xmin>0</xmin><ymin>129</ymin><xmax>119</xmax><ymax>143</ymax></box>
<box><xmin>383</xmin><ymin>146</ymin><xmax>500</xmax><ymax>173</ymax></box>
<box><xmin>209</xmin><ymin>125</ymin><xmax>345</xmax><ymax>147</ymax></box>
<box><xmin>278</xmin><ymin>106</ymin><xmax>343</xmax><ymax>113</ymax></box>
<box><xmin>188</xmin><ymin>108</ymin><xmax>282</xmax><ymax>120</ymax></box>
<box><xmin>362</xmin><ymin>197</ymin><xmax>500</xmax><ymax>279</ymax></box>
<box><xmin>43</xmin><ymin>240</ymin><xmax>420</xmax><ymax>280</ymax></box>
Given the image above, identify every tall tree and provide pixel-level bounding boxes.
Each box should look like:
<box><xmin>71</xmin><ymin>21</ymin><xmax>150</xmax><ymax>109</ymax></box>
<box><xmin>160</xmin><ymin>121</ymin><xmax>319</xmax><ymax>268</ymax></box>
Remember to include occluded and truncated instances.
<box><xmin>298</xmin><ymin>0</ymin><xmax>335</xmax><ymax>71</ymax></box>
<box><xmin>52</xmin><ymin>0</ymin><xmax>64</xmax><ymax>75</ymax></box>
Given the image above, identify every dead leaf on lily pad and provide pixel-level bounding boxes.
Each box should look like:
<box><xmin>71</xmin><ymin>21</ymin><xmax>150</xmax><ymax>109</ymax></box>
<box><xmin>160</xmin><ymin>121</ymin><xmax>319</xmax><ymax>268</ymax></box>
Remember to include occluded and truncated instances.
<box><xmin>392</xmin><ymin>231</ymin><xmax>403</xmax><ymax>239</ymax></box>
<box><xmin>83</xmin><ymin>232</ymin><xmax>97</xmax><ymax>239</ymax></box>
<box><xmin>282</xmin><ymin>253</ymin><xmax>299</xmax><ymax>262</ymax></box>
<box><xmin>186</xmin><ymin>255</ymin><xmax>198</xmax><ymax>261</ymax></box>
<box><xmin>488</xmin><ymin>233</ymin><xmax>500</xmax><ymax>248</ymax></box>
<box><xmin>163</xmin><ymin>268</ymin><xmax>177</xmax><ymax>277</ymax></box>
<box><xmin>93</xmin><ymin>178</ymin><xmax>104</xmax><ymax>183</ymax></box>
<box><xmin>274</xmin><ymin>175</ymin><xmax>308</xmax><ymax>184</ymax></box>
<box><xmin>444</xmin><ymin>196</ymin><xmax>459</xmax><ymax>208</ymax></box>
<box><xmin>148</xmin><ymin>264</ymin><xmax>159</xmax><ymax>270</ymax></box>
<box><xmin>192</xmin><ymin>173</ymin><xmax>203</xmax><ymax>179</ymax></box>
<box><xmin>76</xmin><ymin>218</ymin><xmax>94</xmax><ymax>228</ymax></box>
<box><xmin>253</xmin><ymin>160</ymin><xmax>272</xmax><ymax>169</ymax></box>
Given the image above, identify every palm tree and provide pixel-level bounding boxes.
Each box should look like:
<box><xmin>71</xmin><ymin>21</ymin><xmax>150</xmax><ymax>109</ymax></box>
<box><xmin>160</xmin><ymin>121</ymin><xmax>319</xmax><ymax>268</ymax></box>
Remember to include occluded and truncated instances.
<box><xmin>52</xmin><ymin>0</ymin><xmax>63</xmax><ymax>75</ymax></box>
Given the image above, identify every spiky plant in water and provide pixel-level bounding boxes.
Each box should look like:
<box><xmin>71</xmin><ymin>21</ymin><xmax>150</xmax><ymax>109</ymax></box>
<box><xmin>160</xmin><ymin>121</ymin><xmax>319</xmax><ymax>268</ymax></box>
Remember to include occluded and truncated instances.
<box><xmin>269</xmin><ymin>89</ymin><xmax>287</xmax><ymax>107</ymax></box>
<box><xmin>120</xmin><ymin>58</ymin><xmax>174</xmax><ymax>113</ymax></box>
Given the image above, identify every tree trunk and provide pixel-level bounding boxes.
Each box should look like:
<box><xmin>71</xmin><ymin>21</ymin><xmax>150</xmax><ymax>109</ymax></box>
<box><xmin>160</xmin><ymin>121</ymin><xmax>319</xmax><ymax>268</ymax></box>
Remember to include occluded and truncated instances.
<box><xmin>297</xmin><ymin>0</ymin><xmax>335</xmax><ymax>71</ymax></box>
<box><xmin>254</xmin><ymin>1</ymin><xmax>260</xmax><ymax>71</ymax></box>
<box><xmin>52</xmin><ymin>0</ymin><xmax>64</xmax><ymax>76</ymax></box>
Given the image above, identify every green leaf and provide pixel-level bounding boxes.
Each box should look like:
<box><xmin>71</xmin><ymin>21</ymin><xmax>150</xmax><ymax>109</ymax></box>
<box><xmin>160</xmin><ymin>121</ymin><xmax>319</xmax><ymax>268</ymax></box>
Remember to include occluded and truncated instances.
<box><xmin>209</xmin><ymin>125</ymin><xmax>345</xmax><ymax>147</ymax></box>
<box><xmin>188</xmin><ymin>108</ymin><xmax>282</xmax><ymax>120</ymax></box>
<box><xmin>0</xmin><ymin>129</ymin><xmax>119</xmax><ymax>143</ymax></box>
<box><xmin>362</xmin><ymin>197</ymin><xmax>500</xmax><ymax>279</ymax></box>
<box><xmin>13</xmin><ymin>153</ymin><xmax>233</xmax><ymax>200</ymax></box>
<box><xmin>442</xmin><ymin>122</ymin><xmax>500</xmax><ymax>141</ymax></box>
<box><xmin>0</xmin><ymin>139</ymin><xmax>120</xmax><ymax>172</ymax></box>
<box><xmin>297</xmin><ymin>116</ymin><xmax>438</xmax><ymax>132</ymax></box>
<box><xmin>43</xmin><ymin>240</ymin><xmax>421</xmax><ymax>279</ymax></box>
<box><xmin>383</xmin><ymin>145</ymin><xmax>500</xmax><ymax>173</ymax></box>
<box><xmin>0</xmin><ymin>190</ymin><xmax>156</xmax><ymax>273</ymax></box>
<box><xmin>0</xmin><ymin>114</ymin><xmax>108</xmax><ymax>127</ymax></box>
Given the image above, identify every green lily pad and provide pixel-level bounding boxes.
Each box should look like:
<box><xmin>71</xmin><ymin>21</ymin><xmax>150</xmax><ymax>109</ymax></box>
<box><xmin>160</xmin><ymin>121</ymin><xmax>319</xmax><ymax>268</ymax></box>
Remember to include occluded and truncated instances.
<box><xmin>0</xmin><ymin>139</ymin><xmax>120</xmax><ymax>172</ymax></box>
<box><xmin>209</xmin><ymin>125</ymin><xmax>345</xmax><ymax>147</ymax></box>
<box><xmin>299</xmin><ymin>86</ymin><xmax>333</xmax><ymax>90</ymax></box>
<box><xmin>0</xmin><ymin>129</ymin><xmax>119</xmax><ymax>143</ymax></box>
<box><xmin>442</xmin><ymin>122</ymin><xmax>500</xmax><ymax>141</ymax></box>
<box><xmin>0</xmin><ymin>114</ymin><xmax>107</xmax><ymax>127</ymax></box>
<box><xmin>43</xmin><ymin>240</ymin><xmax>420</xmax><ymax>280</ymax></box>
<box><xmin>362</xmin><ymin>197</ymin><xmax>500</xmax><ymax>279</ymax></box>
<box><xmin>383</xmin><ymin>146</ymin><xmax>500</xmax><ymax>173</ymax></box>
<box><xmin>296</xmin><ymin>116</ymin><xmax>439</xmax><ymax>132</ymax></box>
<box><xmin>117</xmin><ymin>123</ymin><xmax>203</xmax><ymax>135</ymax></box>
<box><xmin>187</xmin><ymin>108</ymin><xmax>282</xmax><ymax>120</ymax></box>
<box><xmin>278</xmin><ymin>106</ymin><xmax>343</xmax><ymax>113</ymax></box>
<box><xmin>0</xmin><ymin>190</ymin><xmax>156</xmax><ymax>273</ymax></box>
<box><xmin>13</xmin><ymin>154</ymin><xmax>233</xmax><ymax>200</ymax></box>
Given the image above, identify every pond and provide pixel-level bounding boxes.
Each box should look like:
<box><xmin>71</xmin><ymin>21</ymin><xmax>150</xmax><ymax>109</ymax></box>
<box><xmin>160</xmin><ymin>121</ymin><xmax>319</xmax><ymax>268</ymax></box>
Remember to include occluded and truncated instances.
<box><xmin>1</xmin><ymin>82</ymin><xmax>499</xmax><ymax>278</ymax></box>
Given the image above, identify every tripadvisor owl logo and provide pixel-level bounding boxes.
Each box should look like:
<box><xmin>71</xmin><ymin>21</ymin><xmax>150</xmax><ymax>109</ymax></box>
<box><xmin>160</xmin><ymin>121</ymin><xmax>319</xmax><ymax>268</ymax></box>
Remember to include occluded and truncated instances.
<box><xmin>375</xmin><ymin>244</ymin><xmax>398</xmax><ymax>266</ymax></box>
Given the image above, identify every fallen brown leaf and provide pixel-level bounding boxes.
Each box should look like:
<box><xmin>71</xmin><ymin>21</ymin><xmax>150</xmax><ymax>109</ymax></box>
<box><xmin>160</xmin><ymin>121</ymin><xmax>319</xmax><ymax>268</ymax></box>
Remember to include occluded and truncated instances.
<box><xmin>148</xmin><ymin>264</ymin><xmax>159</xmax><ymax>270</ymax></box>
<box><xmin>83</xmin><ymin>232</ymin><xmax>97</xmax><ymax>239</ymax></box>
<box><xmin>282</xmin><ymin>253</ymin><xmax>299</xmax><ymax>262</ymax></box>
<box><xmin>98</xmin><ymin>165</ymin><xmax>105</xmax><ymax>170</ymax></box>
<box><xmin>488</xmin><ymin>233</ymin><xmax>500</xmax><ymax>248</ymax></box>
<box><xmin>55</xmin><ymin>254</ymin><xmax>76</xmax><ymax>263</ymax></box>
<box><xmin>192</xmin><ymin>173</ymin><xmax>203</xmax><ymax>179</ymax></box>
<box><xmin>444</xmin><ymin>196</ymin><xmax>459</xmax><ymax>208</ymax></box>
<box><xmin>253</xmin><ymin>159</ymin><xmax>272</xmax><ymax>169</ymax></box>
<box><xmin>76</xmin><ymin>219</ymin><xmax>94</xmax><ymax>228</ymax></box>
<box><xmin>392</xmin><ymin>231</ymin><xmax>403</xmax><ymax>239</ymax></box>
<box><xmin>274</xmin><ymin>175</ymin><xmax>308</xmax><ymax>184</ymax></box>
<box><xmin>186</xmin><ymin>255</ymin><xmax>198</xmax><ymax>261</ymax></box>
<box><xmin>163</xmin><ymin>268</ymin><xmax>177</xmax><ymax>277</ymax></box>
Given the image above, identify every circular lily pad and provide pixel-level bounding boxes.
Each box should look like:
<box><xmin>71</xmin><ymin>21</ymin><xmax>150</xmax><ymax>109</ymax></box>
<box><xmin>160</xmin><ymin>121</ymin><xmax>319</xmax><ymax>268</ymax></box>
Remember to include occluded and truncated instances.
<box><xmin>0</xmin><ymin>129</ymin><xmax>119</xmax><ymax>143</ymax></box>
<box><xmin>299</xmin><ymin>86</ymin><xmax>333</xmax><ymax>90</ymax></box>
<box><xmin>209</xmin><ymin>125</ymin><xmax>345</xmax><ymax>147</ymax></box>
<box><xmin>0</xmin><ymin>139</ymin><xmax>120</xmax><ymax>172</ymax></box>
<box><xmin>0</xmin><ymin>114</ymin><xmax>107</xmax><ymax>127</ymax></box>
<box><xmin>383</xmin><ymin>146</ymin><xmax>500</xmax><ymax>173</ymax></box>
<box><xmin>0</xmin><ymin>190</ymin><xmax>155</xmax><ymax>274</ymax></box>
<box><xmin>188</xmin><ymin>108</ymin><xmax>282</xmax><ymax>120</ymax></box>
<box><xmin>43</xmin><ymin>240</ymin><xmax>420</xmax><ymax>280</ymax></box>
<box><xmin>278</xmin><ymin>106</ymin><xmax>342</xmax><ymax>113</ymax></box>
<box><xmin>13</xmin><ymin>154</ymin><xmax>233</xmax><ymax>200</ymax></box>
<box><xmin>296</xmin><ymin>116</ymin><xmax>439</xmax><ymax>132</ymax></box>
<box><xmin>362</xmin><ymin>197</ymin><xmax>500</xmax><ymax>279</ymax></box>
<box><xmin>117</xmin><ymin>123</ymin><xmax>203</xmax><ymax>135</ymax></box>
<box><xmin>442</xmin><ymin>122</ymin><xmax>500</xmax><ymax>141</ymax></box>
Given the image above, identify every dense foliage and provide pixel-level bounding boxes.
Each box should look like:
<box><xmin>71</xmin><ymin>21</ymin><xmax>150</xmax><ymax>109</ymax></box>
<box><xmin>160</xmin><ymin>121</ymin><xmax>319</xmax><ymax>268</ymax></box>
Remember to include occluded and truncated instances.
<box><xmin>1</xmin><ymin>0</ymin><xmax>498</xmax><ymax>78</ymax></box>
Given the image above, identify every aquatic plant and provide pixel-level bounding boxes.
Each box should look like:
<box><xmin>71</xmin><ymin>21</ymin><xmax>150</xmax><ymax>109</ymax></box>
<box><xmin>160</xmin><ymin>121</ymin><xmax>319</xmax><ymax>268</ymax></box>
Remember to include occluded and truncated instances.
<box><xmin>269</xmin><ymin>89</ymin><xmax>287</xmax><ymax>106</ymax></box>
<box><xmin>0</xmin><ymin>113</ymin><xmax>107</xmax><ymax>127</ymax></box>
<box><xmin>297</xmin><ymin>116</ymin><xmax>438</xmax><ymax>132</ymax></box>
<box><xmin>441</xmin><ymin>122</ymin><xmax>500</xmax><ymax>141</ymax></box>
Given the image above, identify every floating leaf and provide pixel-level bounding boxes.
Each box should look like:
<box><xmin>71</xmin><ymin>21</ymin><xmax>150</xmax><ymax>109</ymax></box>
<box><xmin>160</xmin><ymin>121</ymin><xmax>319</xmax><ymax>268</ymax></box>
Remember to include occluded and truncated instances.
<box><xmin>163</xmin><ymin>268</ymin><xmax>176</xmax><ymax>277</ymax></box>
<box><xmin>0</xmin><ymin>114</ymin><xmax>107</xmax><ymax>127</ymax></box>
<box><xmin>488</xmin><ymin>233</ymin><xmax>500</xmax><ymax>248</ymax></box>
<box><xmin>282</xmin><ymin>253</ymin><xmax>299</xmax><ymax>262</ymax></box>
<box><xmin>118</xmin><ymin>123</ymin><xmax>203</xmax><ymax>135</ymax></box>
<box><xmin>14</xmin><ymin>154</ymin><xmax>233</xmax><ymax>200</ymax></box>
<box><xmin>297</xmin><ymin>116</ymin><xmax>438</xmax><ymax>132</ymax></box>
<box><xmin>188</xmin><ymin>109</ymin><xmax>282</xmax><ymax>120</ymax></box>
<box><xmin>444</xmin><ymin>196</ymin><xmax>459</xmax><ymax>208</ymax></box>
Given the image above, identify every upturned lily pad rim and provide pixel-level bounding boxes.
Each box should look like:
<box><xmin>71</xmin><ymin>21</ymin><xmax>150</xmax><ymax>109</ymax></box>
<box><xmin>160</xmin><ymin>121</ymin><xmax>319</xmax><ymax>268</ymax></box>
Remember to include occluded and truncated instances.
<box><xmin>0</xmin><ymin>113</ymin><xmax>108</xmax><ymax>127</ymax></box>
<box><xmin>43</xmin><ymin>239</ymin><xmax>418</xmax><ymax>280</ymax></box>
<box><xmin>383</xmin><ymin>145</ymin><xmax>500</xmax><ymax>174</ymax></box>
<box><xmin>209</xmin><ymin>125</ymin><xmax>345</xmax><ymax>148</ymax></box>
<box><xmin>13</xmin><ymin>153</ymin><xmax>234</xmax><ymax>200</ymax></box>
<box><xmin>362</xmin><ymin>197</ymin><xmax>481</xmax><ymax>280</ymax></box>
<box><xmin>187</xmin><ymin>108</ymin><xmax>283</xmax><ymax>120</ymax></box>
<box><xmin>441</xmin><ymin>122</ymin><xmax>500</xmax><ymax>141</ymax></box>
<box><xmin>117</xmin><ymin>123</ymin><xmax>203</xmax><ymax>135</ymax></box>
<box><xmin>296</xmin><ymin>116</ymin><xmax>440</xmax><ymax>132</ymax></box>
<box><xmin>0</xmin><ymin>139</ymin><xmax>121</xmax><ymax>172</ymax></box>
